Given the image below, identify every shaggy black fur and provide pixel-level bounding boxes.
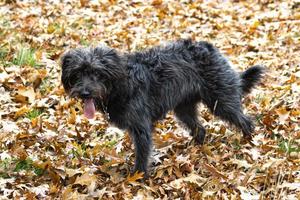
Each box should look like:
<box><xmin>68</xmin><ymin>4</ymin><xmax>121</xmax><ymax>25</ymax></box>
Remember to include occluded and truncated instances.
<box><xmin>61</xmin><ymin>39</ymin><xmax>264</xmax><ymax>175</ymax></box>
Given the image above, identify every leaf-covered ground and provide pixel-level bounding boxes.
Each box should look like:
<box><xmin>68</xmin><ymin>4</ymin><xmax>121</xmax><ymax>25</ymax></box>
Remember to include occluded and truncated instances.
<box><xmin>0</xmin><ymin>0</ymin><xmax>300</xmax><ymax>199</ymax></box>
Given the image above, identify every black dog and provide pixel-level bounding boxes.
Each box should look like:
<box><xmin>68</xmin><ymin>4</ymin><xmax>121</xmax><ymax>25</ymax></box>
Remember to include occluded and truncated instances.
<box><xmin>61</xmin><ymin>39</ymin><xmax>264</xmax><ymax>175</ymax></box>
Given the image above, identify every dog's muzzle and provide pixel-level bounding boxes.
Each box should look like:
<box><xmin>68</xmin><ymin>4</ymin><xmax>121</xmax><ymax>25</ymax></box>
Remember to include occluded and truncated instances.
<box><xmin>80</xmin><ymin>90</ymin><xmax>91</xmax><ymax>99</ymax></box>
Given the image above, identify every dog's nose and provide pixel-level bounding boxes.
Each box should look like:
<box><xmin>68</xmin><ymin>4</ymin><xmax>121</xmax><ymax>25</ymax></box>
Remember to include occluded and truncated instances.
<box><xmin>80</xmin><ymin>90</ymin><xmax>91</xmax><ymax>99</ymax></box>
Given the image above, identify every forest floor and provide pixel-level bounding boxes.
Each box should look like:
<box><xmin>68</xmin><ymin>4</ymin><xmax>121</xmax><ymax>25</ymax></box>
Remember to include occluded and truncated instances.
<box><xmin>0</xmin><ymin>0</ymin><xmax>300</xmax><ymax>199</ymax></box>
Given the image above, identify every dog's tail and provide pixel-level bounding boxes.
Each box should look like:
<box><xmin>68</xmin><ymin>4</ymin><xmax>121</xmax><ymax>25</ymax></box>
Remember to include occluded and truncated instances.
<box><xmin>240</xmin><ymin>65</ymin><xmax>265</xmax><ymax>95</ymax></box>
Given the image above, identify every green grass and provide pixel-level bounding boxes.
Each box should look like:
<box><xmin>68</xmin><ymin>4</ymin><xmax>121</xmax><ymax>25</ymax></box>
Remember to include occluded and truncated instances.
<box><xmin>232</xmin><ymin>139</ymin><xmax>241</xmax><ymax>150</ymax></box>
<box><xmin>12</xmin><ymin>47</ymin><xmax>39</xmax><ymax>67</ymax></box>
<box><xmin>14</xmin><ymin>159</ymin><xmax>33</xmax><ymax>172</ymax></box>
<box><xmin>0</xmin><ymin>172</ymin><xmax>9</xmax><ymax>178</ymax></box>
<box><xmin>33</xmin><ymin>167</ymin><xmax>44</xmax><ymax>176</ymax></box>
<box><xmin>0</xmin><ymin>15</ymin><xmax>11</xmax><ymax>28</ymax></box>
<box><xmin>39</xmin><ymin>78</ymin><xmax>54</xmax><ymax>95</ymax></box>
<box><xmin>278</xmin><ymin>139</ymin><xmax>300</xmax><ymax>154</ymax></box>
<box><xmin>0</xmin><ymin>158</ymin><xmax>11</xmax><ymax>170</ymax></box>
<box><xmin>25</xmin><ymin>109</ymin><xmax>43</xmax><ymax>119</ymax></box>
<box><xmin>255</xmin><ymin>113</ymin><xmax>264</xmax><ymax>123</ymax></box>
<box><xmin>69</xmin><ymin>143</ymin><xmax>88</xmax><ymax>159</ymax></box>
<box><xmin>14</xmin><ymin>158</ymin><xmax>44</xmax><ymax>175</ymax></box>
<box><xmin>104</xmin><ymin>140</ymin><xmax>118</xmax><ymax>148</ymax></box>
<box><xmin>1</xmin><ymin>156</ymin><xmax>44</xmax><ymax>176</ymax></box>
<box><xmin>80</xmin><ymin>38</ymin><xmax>90</xmax><ymax>46</ymax></box>
<box><xmin>254</xmin><ymin>94</ymin><xmax>263</xmax><ymax>104</ymax></box>
<box><xmin>0</xmin><ymin>48</ymin><xmax>8</xmax><ymax>60</ymax></box>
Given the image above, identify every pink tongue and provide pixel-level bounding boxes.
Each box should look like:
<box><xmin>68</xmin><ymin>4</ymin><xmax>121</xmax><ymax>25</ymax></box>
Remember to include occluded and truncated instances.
<box><xmin>84</xmin><ymin>99</ymin><xmax>95</xmax><ymax>119</ymax></box>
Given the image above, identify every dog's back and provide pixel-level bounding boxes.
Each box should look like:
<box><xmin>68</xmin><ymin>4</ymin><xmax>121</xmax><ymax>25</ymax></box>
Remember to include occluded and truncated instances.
<box><xmin>126</xmin><ymin>39</ymin><xmax>264</xmax><ymax>142</ymax></box>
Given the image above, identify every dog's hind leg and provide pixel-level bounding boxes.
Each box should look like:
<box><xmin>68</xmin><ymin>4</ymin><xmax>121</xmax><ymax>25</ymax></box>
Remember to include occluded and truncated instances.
<box><xmin>174</xmin><ymin>102</ymin><xmax>206</xmax><ymax>145</ymax></box>
<box><xmin>207</xmin><ymin>99</ymin><xmax>254</xmax><ymax>140</ymax></box>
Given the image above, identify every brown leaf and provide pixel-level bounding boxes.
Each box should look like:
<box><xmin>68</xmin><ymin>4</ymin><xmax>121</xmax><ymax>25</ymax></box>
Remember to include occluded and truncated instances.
<box><xmin>202</xmin><ymin>163</ymin><xmax>227</xmax><ymax>180</ymax></box>
<box><xmin>12</xmin><ymin>145</ymin><xmax>28</xmax><ymax>160</ymax></box>
<box><xmin>275</xmin><ymin>106</ymin><xmax>290</xmax><ymax>124</ymax></box>
<box><xmin>180</xmin><ymin>163</ymin><xmax>193</xmax><ymax>173</ymax></box>
<box><xmin>48</xmin><ymin>168</ymin><xmax>62</xmax><ymax>185</ymax></box>
<box><xmin>152</xmin><ymin>0</ymin><xmax>162</xmax><ymax>6</ymax></box>
<box><xmin>80</xmin><ymin>0</ymin><xmax>89</xmax><ymax>7</ymax></box>
<box><xmin>74</xmin><ymin>172</ymin><xmax>98</xmax><ymax>186</ymax></box>
<box><xmin>15</xmin><ymin>87</ymin><xmax>36</xmax><ymax>104</ymax></box>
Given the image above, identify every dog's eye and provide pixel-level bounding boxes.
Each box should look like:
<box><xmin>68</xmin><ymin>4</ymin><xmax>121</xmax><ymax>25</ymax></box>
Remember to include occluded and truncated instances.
<box><xmin>69</xmin><ymin>73</ymin><xmax>80</xmax><ymax>85</ymax></box>
<box><xmin>69</xmin><ymin>78</ymin><xmax>77</xmax><ymax>85</ymax></box>
<box><xmin>99</xmin><ymin>59</ymin><xmax>107</xmax><ymax>65</ymax></box>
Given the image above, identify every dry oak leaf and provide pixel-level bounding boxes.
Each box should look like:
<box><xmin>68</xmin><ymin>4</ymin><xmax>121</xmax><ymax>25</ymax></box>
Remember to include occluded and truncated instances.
<box><xmin>15</xmin><ymin>86</ymin><xmax>36</xmax><ymax>104</ymax></box>
<box><xmin>201</xmin><ymin>163</ymin><xmax>228</xmax><ymax>180</ymax></box>
<box><xmin>74</xmin><ymin>172</ymin><xmax>98</xmax><ymax>185</ymax></box>
<box><xmin>74</xmin><ymin>172</ymin><xmax>98</xmax><ymax>193</ymax></box>
<box><xmin>126</xmin><ymin>171</ymin><xmax>144</xmax><ymax>183</ymax></box>
<box><xmin>169</xmin><ymin>173</ymin><xmax>207</xmax><ymax>189</ymax></box>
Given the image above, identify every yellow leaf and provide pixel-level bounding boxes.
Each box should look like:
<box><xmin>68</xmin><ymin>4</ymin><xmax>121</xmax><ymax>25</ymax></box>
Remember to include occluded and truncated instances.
<box><xmin>47</xmin><ymin>24</ymin><xmax>56</xmax><ymax>34</ymax></box>
<box><xmin>90</xmin><ymin>144</ymin><xmax>102</xmax><ymax>156</ymax></box>
<box><xmin>126</xmin><ymin>171</ymin><xmax>144</xmax><ymax>183</ymax></box>
<box><xmin>14</xmin><ymin>105</ymin><xmax>30</xmax><ymax>119</ymax></box>
<box><xmin>285</xmin><ymin>74</ymin><xmax>297</xmax><ymax>84</ymax></box>
<box><xmin>68</xmin><ymin>107</ymin><xmax>76</xmax><ymax>124</ymax></box>
<box><xmin>295</xmin><ymin>13</ymin><xmax>300</xmax><ymax>20</ymax></box>
<box><xmin>261</xmin><ymin>96</ymin><xmax>271</xmax><ymax>108</ymax></box>
<box><xmin>49</xmin><ymin>184</ymin><xmax>59</xmax><ymax>195</ymax></box>
<box><xmin>249</xmin><ymin>20</ymin><xmax>260</xmax><ymax>30</ymax></box>
<box><xmin>31</xmin><ymin>117</ymin><xmax>38</xmax><ymax>128</ymax></box>
<box><xmin>35</xmin><ymin>50</ymin><xmax>43</xmax><ymax>61</ymax></box>
<box><xmin>291</xmin><ymin>109</ymin><xmax>300</xmax><ymax>117</ymax></box>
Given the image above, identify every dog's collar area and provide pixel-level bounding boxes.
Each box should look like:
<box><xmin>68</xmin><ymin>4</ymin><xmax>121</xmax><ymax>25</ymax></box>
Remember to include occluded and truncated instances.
<box><xmin>101</xmin><ymin>100</ymin><xmax>110</xmax><ymax>120</ymax></box>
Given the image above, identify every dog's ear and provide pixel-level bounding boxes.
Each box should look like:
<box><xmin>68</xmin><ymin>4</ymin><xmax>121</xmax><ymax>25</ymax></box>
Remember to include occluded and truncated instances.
<box><xmin>93</xmin><ymin>46</ymin><xmax>126</xmax><ymax>80</ymax></box>
<box><xmin>93</xmin><ymin>46</ymin><xmax>120</xmax><ymax>63</ymax></box>
<box><xmin>60</xmin><ymin>52</ymin><xmax>74</xmax><ymax>93</ymax></box>
<box><xmin>61</xmin><ymin>52</ymin><xmax>73</xmax><ymax>71</ymax></box>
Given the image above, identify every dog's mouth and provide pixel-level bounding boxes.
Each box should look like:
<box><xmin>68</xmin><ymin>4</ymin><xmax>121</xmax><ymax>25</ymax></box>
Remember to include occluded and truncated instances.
<box><xmin>83</xmin><ymin>98</ymin><xmax>96</xmax><ymax>119</ymax></box>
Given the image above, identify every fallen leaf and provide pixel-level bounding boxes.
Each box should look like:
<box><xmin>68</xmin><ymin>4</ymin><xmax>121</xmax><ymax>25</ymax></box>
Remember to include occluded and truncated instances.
<box><xmin>126</xmin><ymin>171</ymin><xmax>144</xmax><ymax>183</ymax></box>
<box><xmin>14</xmin><ymin>105</ymin><xmax>30</xmax><ymax>119</ymax></box>
<box><xmin>202</xmin><ymin>163</ymin><xmax>227</xmax><ymax>180</ymax></box>
<box><xmin>15</xmin><ymin>87</ymin><xmax>36</xmax><ymax>104</ymax></box>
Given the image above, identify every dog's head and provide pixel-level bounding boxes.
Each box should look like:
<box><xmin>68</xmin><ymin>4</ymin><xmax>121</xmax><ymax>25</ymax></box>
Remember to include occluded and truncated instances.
<box><xmin>61</xmin><ymin>46</ymin><xmax>126</xmax><ymax>118</ymax></box>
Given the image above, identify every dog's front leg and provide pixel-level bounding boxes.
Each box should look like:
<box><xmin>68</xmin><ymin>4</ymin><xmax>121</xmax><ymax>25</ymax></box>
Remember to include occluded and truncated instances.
<box><xmin>129</xmin><ymin>123</ymin><xmax>152</xmax><ymax>176</ymax></box>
